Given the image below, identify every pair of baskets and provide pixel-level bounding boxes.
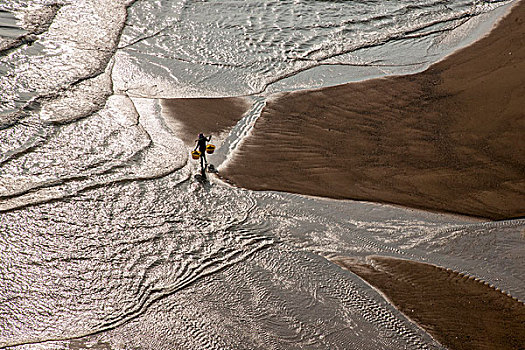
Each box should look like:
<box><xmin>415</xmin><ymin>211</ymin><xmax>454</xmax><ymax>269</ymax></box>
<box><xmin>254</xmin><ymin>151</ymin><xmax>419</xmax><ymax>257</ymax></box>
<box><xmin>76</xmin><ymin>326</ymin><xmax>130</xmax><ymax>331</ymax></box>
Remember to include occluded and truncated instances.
<box><xmin>191</xmin><ymin>144</ymin><xmax>215</xmax><ymax>159</ymax></box>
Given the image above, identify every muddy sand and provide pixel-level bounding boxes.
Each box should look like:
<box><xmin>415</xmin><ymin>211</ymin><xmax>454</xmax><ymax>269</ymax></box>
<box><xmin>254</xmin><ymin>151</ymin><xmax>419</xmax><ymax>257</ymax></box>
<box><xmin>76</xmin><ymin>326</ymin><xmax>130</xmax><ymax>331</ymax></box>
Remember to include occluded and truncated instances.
<box><xmin>333</xmin><ymin>256</ymin><xmax>525</xmax><ymax>350</ymax></box>
<box><xmin>161</xmin><ymin>97</ymin><xmax>251</xmax><ymax>147</ymax></box>
<box><xmin>219</xmin><ymin>1</ymin><xmax>525</xmax><ymax>220</ymax></box>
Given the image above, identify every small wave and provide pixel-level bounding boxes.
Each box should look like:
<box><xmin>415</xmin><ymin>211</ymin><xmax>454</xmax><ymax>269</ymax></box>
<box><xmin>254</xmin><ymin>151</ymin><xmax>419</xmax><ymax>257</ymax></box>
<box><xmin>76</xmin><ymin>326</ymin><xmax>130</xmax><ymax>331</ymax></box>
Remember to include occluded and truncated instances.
<box><xmin>214</xmin><ymin>96</ymin><xmax>266</xmax><ymax>170</ymax></box>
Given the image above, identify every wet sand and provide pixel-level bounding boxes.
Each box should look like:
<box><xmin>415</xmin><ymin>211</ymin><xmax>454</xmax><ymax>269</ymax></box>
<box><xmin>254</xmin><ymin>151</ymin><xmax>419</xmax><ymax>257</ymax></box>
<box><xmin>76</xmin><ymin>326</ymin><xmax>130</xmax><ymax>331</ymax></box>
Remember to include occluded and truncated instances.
<box><xmin>158</xmin><ymin>10</ymin><xmax>525</xmax><ymax>348</ymax></box>
<box><xmin>161</xmin><ymin>97</ymin><xmax>251</xmax><ymax>146</ymax></box>
<box><xmin>333</xmin><ymin>256</ymin><xmax>525</xmax><ymax>350</ymax></box>
<box><xmin>220</xmin><ymin>1</ymin><xmax>525</xmax><ymax>220</ymax></box>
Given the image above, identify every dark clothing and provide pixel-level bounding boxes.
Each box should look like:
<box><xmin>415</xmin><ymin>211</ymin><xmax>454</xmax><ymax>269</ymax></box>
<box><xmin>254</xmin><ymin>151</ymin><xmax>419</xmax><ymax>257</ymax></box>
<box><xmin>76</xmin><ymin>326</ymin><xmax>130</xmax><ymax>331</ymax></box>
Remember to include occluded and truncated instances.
<box><xmin>194</xmin><ymin>135</ymin><xmax>211</xmax><ymax>152</ymax></box>
<box><xmin>195</xmin><ymin>136</ymin><xmax>211</xmax><ymax>153</ymax></box>
<box><xmin>199</xmin><ymin>151</ymin><xmax>207</xmax><ymax>169</ymax></box>
<box><xmin>194</xmin><ymin>135</ymin><xmax>211</xmax><ymax>170</ymax></box>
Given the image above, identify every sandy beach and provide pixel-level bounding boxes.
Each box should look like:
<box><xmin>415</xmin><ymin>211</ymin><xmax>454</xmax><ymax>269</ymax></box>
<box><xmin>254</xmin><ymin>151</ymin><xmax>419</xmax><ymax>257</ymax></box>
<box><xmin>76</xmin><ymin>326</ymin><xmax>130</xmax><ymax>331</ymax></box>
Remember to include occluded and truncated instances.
<box><xmin>333</xmin><ymin>256</ymin><xmax>525</xmax><ymax>350</ymax></box>
<box><xmin>161</xmin><ymin>97</ymin><xmax>251</xmax><ymax>146</ymax></box>
<box><xmin>219</xmin><ymin>1</ymin><xmax>525</xmax><ymax>220</ymax></box>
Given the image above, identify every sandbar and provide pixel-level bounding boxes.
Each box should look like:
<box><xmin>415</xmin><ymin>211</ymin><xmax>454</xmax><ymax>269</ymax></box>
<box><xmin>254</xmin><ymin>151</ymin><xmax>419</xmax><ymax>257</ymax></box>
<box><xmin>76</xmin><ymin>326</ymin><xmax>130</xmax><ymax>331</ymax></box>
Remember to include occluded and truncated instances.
<box><xmin>161</xmin><ymin>97</ymin><xmax>251</xmax><ymax>146</ymax></box>
<box><xmin>220</xmin><ymin>1</ymin><xmax>525</xmax><ymax>220</ymax></box>
<box><xmin>333</xmin><ymin>256</ymin><xmax>525</xmax><ymax>350</ymax></box>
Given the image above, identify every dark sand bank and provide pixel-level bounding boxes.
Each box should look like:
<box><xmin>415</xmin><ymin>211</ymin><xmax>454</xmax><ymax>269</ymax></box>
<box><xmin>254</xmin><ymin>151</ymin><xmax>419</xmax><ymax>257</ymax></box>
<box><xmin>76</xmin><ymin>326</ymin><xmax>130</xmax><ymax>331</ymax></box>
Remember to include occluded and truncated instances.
<box><xmin>333</xmin><ymin>256</ymin><xmax>525</xmax><ymax>350</ymax></box>
<box><xmin>220</xmin><ymin>1</ymin><xmax>525</xmax><ymax>219</ymax></box>
<box><xmin>161</xmin><ymin>97</ymin><xmax>251</xmax><ymax>146</ymax></box>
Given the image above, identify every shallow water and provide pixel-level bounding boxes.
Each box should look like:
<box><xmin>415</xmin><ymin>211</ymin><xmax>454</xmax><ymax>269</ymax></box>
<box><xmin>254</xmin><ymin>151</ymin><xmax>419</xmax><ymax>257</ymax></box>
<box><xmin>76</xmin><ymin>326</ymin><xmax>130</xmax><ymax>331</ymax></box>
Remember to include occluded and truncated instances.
<box><xmin>116</xmin><ymin>0</ymin><xmax>513</xmax><ymax>96</ymax></box>
<box><xmin>0</xmin><ymin>0</ymin><xmax>523</xmax><ymax>349</ymax></box>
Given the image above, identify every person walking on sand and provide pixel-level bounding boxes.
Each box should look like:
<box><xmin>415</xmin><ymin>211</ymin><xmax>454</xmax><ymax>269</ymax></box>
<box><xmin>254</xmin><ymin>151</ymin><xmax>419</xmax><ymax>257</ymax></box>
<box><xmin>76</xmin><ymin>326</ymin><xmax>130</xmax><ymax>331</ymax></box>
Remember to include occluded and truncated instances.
<box><xmin>194</xmin><ymin>133</ymin><xmax>212</xmax><ymax>171</ymax></box>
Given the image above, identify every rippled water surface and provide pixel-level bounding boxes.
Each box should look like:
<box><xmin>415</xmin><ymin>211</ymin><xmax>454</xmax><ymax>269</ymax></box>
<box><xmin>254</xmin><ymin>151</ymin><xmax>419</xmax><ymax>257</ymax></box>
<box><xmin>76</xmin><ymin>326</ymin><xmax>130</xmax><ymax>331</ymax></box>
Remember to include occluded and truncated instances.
<box><xmin>117</xmin><ymin>0</ymin><xmax>513</xmax><ymax>96</ymax></box>
<box><xmin>1</xmin><ymin>0</ymin><xmax>523</xmax><ymax>349</ymax></box>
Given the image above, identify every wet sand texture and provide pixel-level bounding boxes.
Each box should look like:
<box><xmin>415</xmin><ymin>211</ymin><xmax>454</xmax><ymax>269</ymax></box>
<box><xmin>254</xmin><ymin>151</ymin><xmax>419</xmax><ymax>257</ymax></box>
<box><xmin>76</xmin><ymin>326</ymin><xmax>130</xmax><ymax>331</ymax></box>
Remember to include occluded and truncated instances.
<box><xmin>161</xmin><ymin>97</ymin><xmax>251</xmax><ymax>146</ymax></box>
<box><xmin>221</xmin><ymin>1</ymin><xmax>525</xmax><ymax>220</ymax></box>
<box><xmin>333</xmin><ymin>256</ymin><xmax>525</xmax><ymax>350</ymax></box>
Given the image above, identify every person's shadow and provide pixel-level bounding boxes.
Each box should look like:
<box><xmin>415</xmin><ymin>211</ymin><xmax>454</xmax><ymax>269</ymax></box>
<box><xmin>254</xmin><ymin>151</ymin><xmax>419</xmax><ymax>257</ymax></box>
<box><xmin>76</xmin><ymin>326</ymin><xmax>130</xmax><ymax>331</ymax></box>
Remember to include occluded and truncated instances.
<box><xmin>193</xmin><ymin>165</ymin><xmax>209</xmax><ymax>185</ymax></box>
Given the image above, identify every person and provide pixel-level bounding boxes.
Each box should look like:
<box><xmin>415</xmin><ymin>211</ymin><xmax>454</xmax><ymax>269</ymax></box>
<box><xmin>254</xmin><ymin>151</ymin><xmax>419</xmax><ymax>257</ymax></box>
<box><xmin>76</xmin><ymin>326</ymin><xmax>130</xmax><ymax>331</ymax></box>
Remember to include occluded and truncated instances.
<box><xmin>194</xmin><ymin>133</ymin><xmax>212</xmax><ymax>171</ymax></box>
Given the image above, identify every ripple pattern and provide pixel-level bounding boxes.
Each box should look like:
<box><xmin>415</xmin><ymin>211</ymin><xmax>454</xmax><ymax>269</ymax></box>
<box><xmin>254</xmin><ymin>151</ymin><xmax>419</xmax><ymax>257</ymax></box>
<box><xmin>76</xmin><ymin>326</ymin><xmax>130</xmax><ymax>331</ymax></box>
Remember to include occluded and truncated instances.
<box><xmin>0</xmin><ymin>175</ymin><xmax>273</xmax><ymax>348</ymax></box>
<box><xmin>116</xmin><ymin>0</ymin><xmax>512</xmax><ymax>96</ymax></box>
